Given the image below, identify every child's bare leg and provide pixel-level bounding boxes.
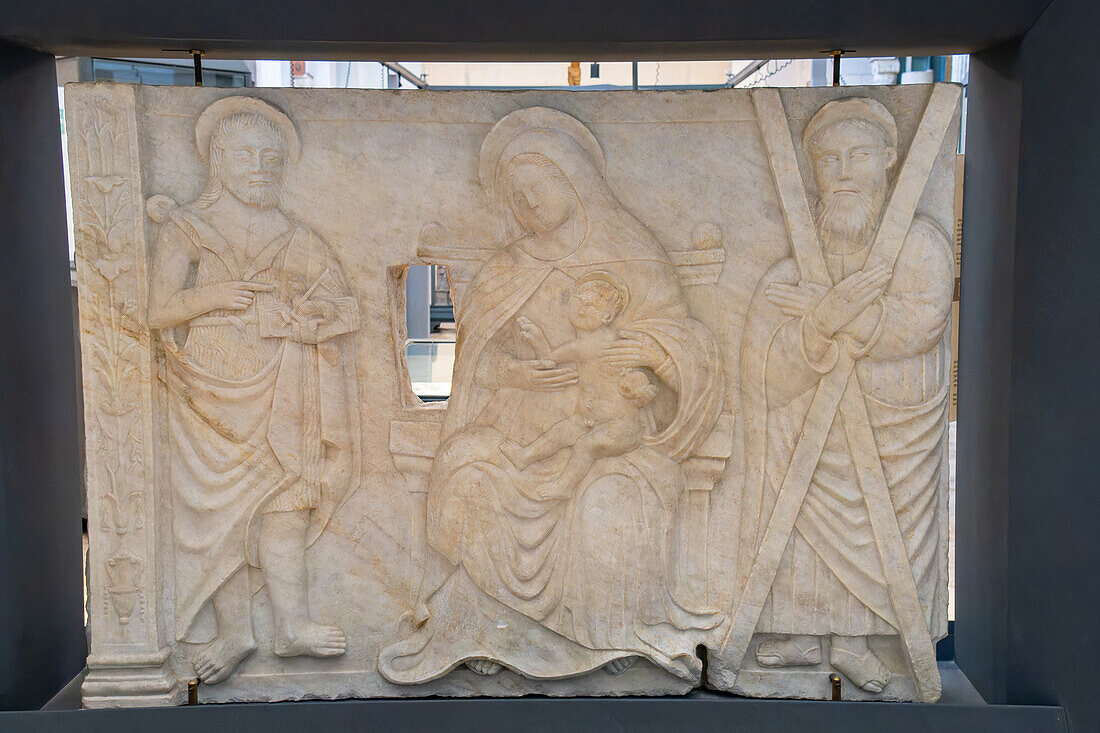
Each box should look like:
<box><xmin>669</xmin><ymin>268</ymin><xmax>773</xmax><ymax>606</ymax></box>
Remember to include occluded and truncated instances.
<box><xmin>536</xmin><ymin>417</ymin><xmax>646</xmax><ymax>500</ymax></box>
<box><xmin>536</xmin><ymin>420</ymin><xmax>638</xmax><ymax>500</ymax></box>
<box><xmin>535</xmin><ymin>439</ymin><xmax>599</xmax><ymax>500</ymax></box>
<box><xmin>501</xmin><ymin>415</ymin><xmax>588</xmax><ymax>469</ymax></box>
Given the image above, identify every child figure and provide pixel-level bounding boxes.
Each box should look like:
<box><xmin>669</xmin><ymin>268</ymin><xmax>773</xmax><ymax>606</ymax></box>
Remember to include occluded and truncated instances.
<box><xmin>501</xmin><ymin>271</ymin><xmax>658</xmax><ymax>500</ymax></box>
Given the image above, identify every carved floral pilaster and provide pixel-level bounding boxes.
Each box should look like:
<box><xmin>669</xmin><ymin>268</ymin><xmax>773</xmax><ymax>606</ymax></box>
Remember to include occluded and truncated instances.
<box><xmin>68</xmin><ymin>83</ymin><xmax>181</xmax><ymax>708</ymax></box>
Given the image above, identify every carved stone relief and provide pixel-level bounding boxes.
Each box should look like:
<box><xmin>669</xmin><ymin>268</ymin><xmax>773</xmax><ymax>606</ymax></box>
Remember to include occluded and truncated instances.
<box><xmin>378</xmin><ymin>107</ymin><xmax>725</xmax><ymax>688</ymax></box>
<box><xmin>70</xmin><ymin>82</ymin><xmax>181</xmax><ymax>708</ymax></box>
<box><xmin>708</xmin><ymin>87</ymin><xmax>958</xmax><ymax>702</ymax></box>
<box><xmin>144</xmin><ymin>96</ymin><xmax>361</xmax><ymax>687</ymax></box>
<box><xmin>67</xmin><ymin>83</ymin><xmax>958</xmax><ymax>706</ymax></box>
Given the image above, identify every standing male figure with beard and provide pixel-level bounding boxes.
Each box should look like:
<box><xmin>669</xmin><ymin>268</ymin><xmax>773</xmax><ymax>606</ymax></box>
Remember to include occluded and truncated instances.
<box><xmin>148</xmin><ymin>97</ymin><xmax>360</xmax><ymax>685</ymax></box>
<box><xmin>735</xmin><ymin>97</ymin><xmax>953</xmax><ymax>694</ymax></box>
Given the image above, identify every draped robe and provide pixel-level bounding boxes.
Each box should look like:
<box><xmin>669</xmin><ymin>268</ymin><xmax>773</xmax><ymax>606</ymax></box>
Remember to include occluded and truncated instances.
<box><xmin>379</xmin><ymin>153</ymin><xmax>725</xmax><ymax>683</ymax></box>
<box><xmin>738</xmin><ymin>216</ymin><xmax>952</xmax><ymax>638</ymax></box>
<box><xmin>159</xmin><ymin>206</ymin><xmax>359</xmax><ymax>642</ymax></box>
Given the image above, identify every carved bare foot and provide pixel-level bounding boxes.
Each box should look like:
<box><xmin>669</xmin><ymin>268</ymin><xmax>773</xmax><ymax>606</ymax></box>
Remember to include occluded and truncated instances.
<box><xmin>273</xmin><ymin>622</ymin><xmax>347</xmax><ymax>658</ymax></box>
<box><xmin>466</xmin><ymin>659</ymin><xmax>504</xmax><ymax>676</ymax></box>
<box><xmin>829</xmin><ymin>638</ymin><xmax>889</xmax><ymax>693</ymax></box>
<box><xmin>604</xmin><ymin>656</ymin><xmax>639</xmax><ymax>675</ymax></box>
<box><xmin>755</xmin><ymin>635</ymin><xmax>822</xmax><ymax>668</ymax></box>
<box><xmin>193</xmin><ymin>634</ymin><xmax>256</xmax><ymax>684</ymax></box>
<box><xmin>500</xmin><ymin>440</ymin><xmax>531</xmax><ymax>470</ymax></box>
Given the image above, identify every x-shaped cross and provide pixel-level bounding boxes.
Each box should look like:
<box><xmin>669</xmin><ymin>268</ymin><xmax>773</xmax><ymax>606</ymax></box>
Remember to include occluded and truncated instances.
<box><xmin>716</xmin><ymin>85</ymin><xmax>960</xmax><ymax>702</ymax></box>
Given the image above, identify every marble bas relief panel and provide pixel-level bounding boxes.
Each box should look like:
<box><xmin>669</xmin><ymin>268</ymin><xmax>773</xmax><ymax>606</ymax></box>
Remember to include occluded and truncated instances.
<box><xmin>66</xmin><ymin>82</ymin><xmax>959</xmax><ymax>706</ymax></box>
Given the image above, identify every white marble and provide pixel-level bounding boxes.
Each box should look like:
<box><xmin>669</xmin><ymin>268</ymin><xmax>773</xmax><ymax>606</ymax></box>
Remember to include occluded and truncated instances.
<box><xmin>66</xmin><ymin>82</ymin><xmax>959</xmax><ymax>706</ymax></box>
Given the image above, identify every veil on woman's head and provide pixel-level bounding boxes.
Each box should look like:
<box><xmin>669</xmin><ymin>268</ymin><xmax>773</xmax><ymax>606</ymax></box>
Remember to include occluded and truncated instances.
<box><xmin>479</xmin><ymin>107</ymin><xmax>668</xmax><ymax>265</ymax></box>
<box><xmin>479</xmin><ymin>107</ymin><xmax>625</xmax><ymax>243</ymax></box>
<box><xmin>478</xmin><ymin>107</ymin><xmax>605</xmax><ymax>195</ymax></box>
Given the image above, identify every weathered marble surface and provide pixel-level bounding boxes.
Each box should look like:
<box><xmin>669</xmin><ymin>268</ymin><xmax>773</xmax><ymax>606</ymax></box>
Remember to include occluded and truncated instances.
<box><xmin>67</xmin><ymin>82</ymin><xmax>959</xmax><ymax>706</ymax></box>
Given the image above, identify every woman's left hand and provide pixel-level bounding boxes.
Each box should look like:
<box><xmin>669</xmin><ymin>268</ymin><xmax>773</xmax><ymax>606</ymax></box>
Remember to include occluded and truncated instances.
<box><xmin>599</xmin><ymin>331</ymin><xmax>666</xmax><ymax>370</ymax></box>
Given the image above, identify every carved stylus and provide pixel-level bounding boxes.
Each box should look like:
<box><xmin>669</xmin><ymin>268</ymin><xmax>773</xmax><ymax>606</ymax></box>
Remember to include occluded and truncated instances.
<box><xmin>292</xmin><ymin>266</ymin><xmax>333</xmax><ymax>314</ymax></box>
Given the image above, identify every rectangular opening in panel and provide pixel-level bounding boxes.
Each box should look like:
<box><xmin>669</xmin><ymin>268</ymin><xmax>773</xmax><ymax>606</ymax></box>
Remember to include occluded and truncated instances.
<box><xmin>404</xmin><ymin>264</ymin><xmax>455</xmax><ymax>402</ymax></box>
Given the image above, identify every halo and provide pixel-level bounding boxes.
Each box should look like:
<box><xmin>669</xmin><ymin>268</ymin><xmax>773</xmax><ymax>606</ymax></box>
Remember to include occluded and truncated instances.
<box><xmin>478</xmin><ymin>107</ymin><xmax>605</xmax><ymax>194</ymax></box>
<box><xmin>194</xmin><ymin>96</ymin><xmax>301</xmax><ymax>165</ymax></box>
<box><xmin>802</xmin><ymin>97</ymin><xmax>899</xmax><ymax>151</ymax></box>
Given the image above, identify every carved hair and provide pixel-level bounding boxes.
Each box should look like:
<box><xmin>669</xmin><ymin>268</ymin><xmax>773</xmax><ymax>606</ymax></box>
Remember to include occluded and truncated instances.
<box><xmin>806</xmin><ymin>117</ymin><xmax>897</xmax><ymax>159</ymax></box>
<box><xmin>576</xmin><ymin>278</ymin><xmax>625</xmax><ymax>320</ymax></box>
<box><xmin>194</xmin><ymin>112</ymin><xmax>287</xmax><ymax>209</ymax></box>
<box><xmin>575</xmin><ymin>269</ymin><xmax>630</xmax><ymax>314</ymax></box>
<box><xmin>802</xmin><ymin>97</ymin><xmax>899</xmax><ymax>157</ymax></box>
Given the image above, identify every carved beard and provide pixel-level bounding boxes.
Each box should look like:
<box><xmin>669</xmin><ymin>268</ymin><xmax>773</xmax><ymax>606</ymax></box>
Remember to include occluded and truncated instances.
<box><xmin>816</xmin><ymin>186</ymin><xmax>884</xmax><ymax>248</ymax></box>
<box><xmin>233</xmin><ymin>181</ymin><xmax>283</xmax><ymax>208</ymax></box>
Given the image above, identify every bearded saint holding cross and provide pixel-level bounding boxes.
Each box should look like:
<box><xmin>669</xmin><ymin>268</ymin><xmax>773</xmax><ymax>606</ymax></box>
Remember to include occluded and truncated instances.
<box><xmin>737</xmin><ymin>97</ymin><xmax>953</xmax><ymax>694</ymax></box>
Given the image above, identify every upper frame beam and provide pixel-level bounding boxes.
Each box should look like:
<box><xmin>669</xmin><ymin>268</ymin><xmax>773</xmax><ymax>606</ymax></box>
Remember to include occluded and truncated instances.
<box><xmin>2</xmin><ymin>0</ymin><xmax>1050</xmax><ymax>61</ymax></box>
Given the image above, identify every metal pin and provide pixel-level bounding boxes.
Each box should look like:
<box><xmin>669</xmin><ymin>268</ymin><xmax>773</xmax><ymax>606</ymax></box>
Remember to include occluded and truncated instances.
<box><xmin>833</xmin><ymin>51</ymin><xmax>842</xmax><ymax>86</ymax></box>
<box><xmin>826</xmin><ymin>49</ymin><xmax>853</xmax><ymax>87</ymax></box>
<box><xmin>191</xmin><ymin>50</ymin><xmax>205</xmax><ymax>87</ymax></box>
<box><xmin>187</xmin><ymin>678</ymin><xmax>200</xmax><ymax>705</ymax></box>
<box><xmin>829</xmin><ymin>673</ymin><xmax>842</xmax><ymax>700</ymax></box>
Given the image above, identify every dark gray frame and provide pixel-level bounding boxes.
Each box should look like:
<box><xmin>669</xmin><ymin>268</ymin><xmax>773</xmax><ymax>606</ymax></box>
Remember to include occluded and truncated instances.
<box><xmin>0</xmin><ymin>0</ymin><xmax>1096</xmax><ymax>729</ymax></box>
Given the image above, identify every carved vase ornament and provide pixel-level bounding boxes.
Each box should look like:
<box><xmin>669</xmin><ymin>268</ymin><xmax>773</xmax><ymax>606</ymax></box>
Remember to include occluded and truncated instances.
<box><xmin>66</xmin><ymin>82</ymin><xmax>960</xmax><ymax>706</ymax></box>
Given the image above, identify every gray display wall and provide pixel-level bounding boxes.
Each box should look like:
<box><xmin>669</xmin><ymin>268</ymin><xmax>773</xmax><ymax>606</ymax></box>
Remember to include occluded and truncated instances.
<box><xmin>0</xmin><ymin>0</ymin><xmax>1096</xmax><ymax>729</ymax></box>
<box><xmin>1003</xmin><ymin>0</ymin><xmax>1099</xmax><ymax>726</ymax></box>
<box><xmin>0</xmin><ymin>42</ymin><xmax>87</xmax><ymax>712</ymax></box>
